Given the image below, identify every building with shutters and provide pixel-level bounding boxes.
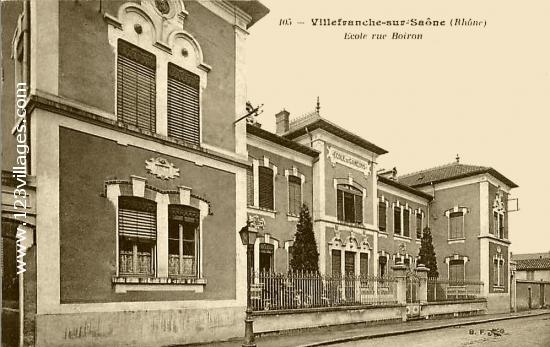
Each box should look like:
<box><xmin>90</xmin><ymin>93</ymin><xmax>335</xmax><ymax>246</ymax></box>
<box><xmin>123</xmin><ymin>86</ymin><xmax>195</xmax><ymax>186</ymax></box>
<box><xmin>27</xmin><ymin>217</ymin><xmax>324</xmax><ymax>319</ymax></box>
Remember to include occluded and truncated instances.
<box><xmin>1</xmin><ymin>0</ymin><xmax>269</xmax><ymax>346</ymax></box>
<box><xmin>1</xmin><ymin>1</ymin><xmax>520</xmax><ymax>346</ymax></box>
<box><xmin>245</xmin><ymin>107</ymin><xmax>518</xmax><ymax>314</ymax></box>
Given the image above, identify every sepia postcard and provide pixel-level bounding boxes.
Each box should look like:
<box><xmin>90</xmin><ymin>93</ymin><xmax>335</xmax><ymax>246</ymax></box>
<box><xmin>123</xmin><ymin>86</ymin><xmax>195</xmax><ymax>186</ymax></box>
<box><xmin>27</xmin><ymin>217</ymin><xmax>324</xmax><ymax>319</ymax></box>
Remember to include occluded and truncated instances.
<box><xmin>1</xmin><ymin>0</ymin><xmax>549</xmax><ymax>346</ymax></box>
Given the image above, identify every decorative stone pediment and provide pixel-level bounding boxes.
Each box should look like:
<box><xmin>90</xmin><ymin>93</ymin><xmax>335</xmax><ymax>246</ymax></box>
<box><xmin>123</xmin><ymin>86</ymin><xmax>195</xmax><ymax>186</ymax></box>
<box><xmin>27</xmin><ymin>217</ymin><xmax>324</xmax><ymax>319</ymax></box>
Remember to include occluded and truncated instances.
<box><xmin>493</xmin><ymin>192</ymin><xmax>505</xmax><ymax>213</ymax></box>
<box><xmin>145</xmin><ymin>157</ymin><xmax>180</xmax><ymax>180</ymax></box>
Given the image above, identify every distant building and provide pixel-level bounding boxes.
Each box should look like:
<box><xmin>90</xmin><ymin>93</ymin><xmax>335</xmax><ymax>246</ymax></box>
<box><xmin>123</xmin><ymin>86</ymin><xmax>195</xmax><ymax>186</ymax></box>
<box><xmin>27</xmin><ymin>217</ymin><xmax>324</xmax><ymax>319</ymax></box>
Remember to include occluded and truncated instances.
<box><xmin>513</xmin><ymin>252</ymin><xmax>550</xmax><ymax>281</ymax></box>
<box><xmin>247</xmin><ymin>108</ymin><xmax>518</xmax><ymax>314</ymax></box>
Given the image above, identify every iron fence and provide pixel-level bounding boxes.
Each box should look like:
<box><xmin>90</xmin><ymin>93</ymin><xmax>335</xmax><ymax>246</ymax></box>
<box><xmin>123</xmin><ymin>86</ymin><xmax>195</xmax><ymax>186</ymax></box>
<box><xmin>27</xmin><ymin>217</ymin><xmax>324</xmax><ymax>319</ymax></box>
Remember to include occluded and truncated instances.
<box><xmin>250</xmin><ymin>270</ymin><xmax>397</xmax><ymax>311</ymax></box>
<box><xmin>427</xmin><ymin>277</ymin><xmax>485</xmax><ymax>302</ymax></box>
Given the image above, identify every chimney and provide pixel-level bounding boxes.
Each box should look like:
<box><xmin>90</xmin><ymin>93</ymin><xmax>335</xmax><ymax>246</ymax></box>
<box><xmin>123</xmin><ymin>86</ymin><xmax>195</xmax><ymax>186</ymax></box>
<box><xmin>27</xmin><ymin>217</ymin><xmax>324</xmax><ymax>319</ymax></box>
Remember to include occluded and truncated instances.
<box><xmin>275</xmin><ymin>109</ymin><xmax>290</xmax><ymax>135</ymax></box>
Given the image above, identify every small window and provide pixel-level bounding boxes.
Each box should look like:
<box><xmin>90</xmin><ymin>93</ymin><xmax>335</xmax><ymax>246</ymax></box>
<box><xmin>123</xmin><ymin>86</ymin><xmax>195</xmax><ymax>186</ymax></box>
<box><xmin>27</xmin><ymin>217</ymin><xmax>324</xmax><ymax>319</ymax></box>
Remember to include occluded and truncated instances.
<box><xmin>449</xmin><ymin>211</ymin><xmax>464</xmax><ymax>239</ymax></box>
<box><xmin>167</xmin><ymin>63</ymin><xmax>200</xmax><ymax>145</ymax></box>
<box><xmin>378</xmin><ymin>202</ymin><xmax>387</xmax><ymax>232</ymax></box>
<box><xmin>117</xmin><ymin>40</ymin><xmax>156</xmax><ymax>132</ymax></box>
<box><xmin>394</xmin><ymin>206</ymin><xmax>402</xmax><ymax>234</ymax></box>
<box><xmin>498</xmin><ymin>214</ymin><xmax>504</xmax><ymax>238</ymax></box>
<box><xmin>258</xmin><ymin>166</ymin><xmax>274</xmax><ymax>210</ymax></box>
<box><xmin>403</xmin><ymin>210</ymin><xmax>410</xmax><ymax>237</ymax></box>
<box><xmin>449</xmin><ymin>259</ymin><xmax>464</xmax><ymax>284</ymax></box>
<box><xmin>336</xmin><ymin>184</ymin><xmax>362</xmax><ymax>224</ymax></box>
<box><xmin>118</xmin><ymin>196</ymin><xmax>157</xmax><ymax>276</ymax></box>
<box><xmin>288</xmin><ymin>175</ymin><xmax>301</xmax><ymax>215</ymax></box>
<box><xmin>332</xmin><ymin>250</ymin><xmax>341</xmax><ymax>276</ymax></box>
<box><xmin>416</xmin><ymin>213</ymin><xmax>423</xmax><ymax>239</ymax></box>
<box><xmin>379</xmin><ymin>256</ymin><xmax>387</xmax><ymax>278</ymax></box>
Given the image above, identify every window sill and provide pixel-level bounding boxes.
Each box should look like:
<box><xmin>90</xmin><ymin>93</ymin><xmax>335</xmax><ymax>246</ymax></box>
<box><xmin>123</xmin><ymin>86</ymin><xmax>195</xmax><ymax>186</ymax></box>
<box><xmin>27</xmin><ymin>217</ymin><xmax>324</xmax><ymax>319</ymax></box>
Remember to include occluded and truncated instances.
<box><xmin>393</xmin><ymin>235</ymin><xmax>412</xmax><ymax>242</ymax></box>
<box><xmin>378</xmin><ymin>231</ymin><xmax>388</xmax><ymax>238</ymax></box>
<box><xmin>247</xmin><ymin>206</ymin><xmax>277</xmax><ymax>218</ymax></box>
<box><xmin>287</xmin><ymin>213</ymin><xmax>299</xmax><ymax>222</ymax></box>
<box><xmin>112</xmin><ymin>276</ymin><xmax>206</xmax><ymax>293</ymax></box>
<box><xmin>448</xmin><ymin>238</ymin><xmax>466</xmax><ymax>244</ymax></box>
<box><xmin>492</xmin><ymin>285</ymin><xmax>505</xmax><ymax>292</ymax></box>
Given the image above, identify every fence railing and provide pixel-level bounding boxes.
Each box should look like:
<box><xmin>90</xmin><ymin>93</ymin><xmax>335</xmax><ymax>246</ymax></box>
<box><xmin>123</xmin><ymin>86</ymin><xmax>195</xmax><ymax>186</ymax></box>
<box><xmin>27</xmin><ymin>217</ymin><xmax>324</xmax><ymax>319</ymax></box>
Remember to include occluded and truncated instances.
<box><xmin>250</xmin><ymin>271</ymin><xmax>397</xmax><ymax>311</ymax></box>
<box><xmin>427</xmin><ymin>278</ymin><xmax>485</xmax><ymax>302</ymax></box>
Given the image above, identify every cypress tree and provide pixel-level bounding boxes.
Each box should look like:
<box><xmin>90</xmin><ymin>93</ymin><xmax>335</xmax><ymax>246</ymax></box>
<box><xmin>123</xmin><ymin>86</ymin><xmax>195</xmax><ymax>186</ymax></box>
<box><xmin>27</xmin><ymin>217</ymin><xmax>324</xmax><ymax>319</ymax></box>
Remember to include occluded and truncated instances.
<box><xmin>289</xmin><ymin>204</ymin><xmax>319</xmax><ymax>273</ymax></box>
<box><xmin>418</xmin><ymin>226</ymin><xmax>439</xmax><ymax>278</ymax></box>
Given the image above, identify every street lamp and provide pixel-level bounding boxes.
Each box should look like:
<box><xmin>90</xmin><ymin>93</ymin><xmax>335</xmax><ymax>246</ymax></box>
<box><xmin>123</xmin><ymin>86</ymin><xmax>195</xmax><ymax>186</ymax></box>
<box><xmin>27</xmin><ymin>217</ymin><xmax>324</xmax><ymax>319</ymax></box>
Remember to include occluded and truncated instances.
<box><xmin>239</xmin><ymin>223</ymin><xmax>258</xmax><ymax>347</ymax></box>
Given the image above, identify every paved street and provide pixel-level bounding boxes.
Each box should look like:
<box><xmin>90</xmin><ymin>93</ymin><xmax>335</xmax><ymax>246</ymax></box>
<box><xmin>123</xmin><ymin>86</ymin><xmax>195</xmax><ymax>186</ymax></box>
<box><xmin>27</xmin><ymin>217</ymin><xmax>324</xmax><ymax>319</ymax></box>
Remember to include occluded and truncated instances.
<box><xmin>331</xmin><ymin>315</ymin><xmax>550</xmax><ymax>347</ymax></box>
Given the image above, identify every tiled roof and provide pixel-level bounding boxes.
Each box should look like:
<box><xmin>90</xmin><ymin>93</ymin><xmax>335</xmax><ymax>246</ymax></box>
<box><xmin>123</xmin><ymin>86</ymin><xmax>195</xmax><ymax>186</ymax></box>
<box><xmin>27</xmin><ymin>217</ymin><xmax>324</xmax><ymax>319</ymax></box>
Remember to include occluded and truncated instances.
<box><xmin>247</xmin><ymin>124</ymin><xmax>319</xmax><ymax>157</ymax></box>
<box><xmin>515</xmin><ymin>258</ymin><xmax>550</xmax><ymax>271</ymax></box>
<box><xmin>378</xmin><ymin>175</ymin><xmax>433</xmax><ymax>200</ymax></box>
<box><xmin>284</xmin><ymin>112</ymin><xmax>388</xmax><ymax>155</ymax></box>
<box><xmin>398</xmin><ymin>162</ymin><xmax>518</xmax><ymax>189</ymax></box>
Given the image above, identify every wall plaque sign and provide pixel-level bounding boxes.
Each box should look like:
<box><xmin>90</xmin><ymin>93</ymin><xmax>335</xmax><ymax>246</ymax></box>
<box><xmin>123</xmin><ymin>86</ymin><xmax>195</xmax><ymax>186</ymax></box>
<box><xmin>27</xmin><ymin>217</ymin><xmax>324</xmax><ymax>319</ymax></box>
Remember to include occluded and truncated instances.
<box><xmin>145</xmin><ymin>157</ymin><xmax>180</xmax><ymax>180</ymax></box>
<box><xmin>327</xmin><ymin>146</ymin><xmax>371</xmax><ymax>177</ymax></box>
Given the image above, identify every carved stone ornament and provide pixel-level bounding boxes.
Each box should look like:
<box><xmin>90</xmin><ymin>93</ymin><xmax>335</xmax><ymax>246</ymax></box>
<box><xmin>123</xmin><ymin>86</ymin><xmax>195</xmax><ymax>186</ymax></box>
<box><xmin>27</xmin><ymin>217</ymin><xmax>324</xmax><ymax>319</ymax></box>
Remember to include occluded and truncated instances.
<box><xmin>155</xmin><ymin>0</ymin><xmax>171</xmax><ymax>15</ymax></box>
<box><xmin>248</xmin><ymin>215</ymin><xmax>265</xmax><ymax>231</ymax></box>
<box><xmin>398</xmin><ymin>243</ymin><xmax>406</xmax><ymax>254</ymax></box>
<box><xmin>145</xmin><ymin>157</ymin><xmax>180</xmax><ymax>180</ymax></box>
<box><xmin>493</xmin><ymin>192</ymin><xmax>506</xmax><ymax>213</ymax></box>
<box><xmin>327</xmin><ymin>146</ymin><xmax>371</xmax><ymax>177</ymax></box>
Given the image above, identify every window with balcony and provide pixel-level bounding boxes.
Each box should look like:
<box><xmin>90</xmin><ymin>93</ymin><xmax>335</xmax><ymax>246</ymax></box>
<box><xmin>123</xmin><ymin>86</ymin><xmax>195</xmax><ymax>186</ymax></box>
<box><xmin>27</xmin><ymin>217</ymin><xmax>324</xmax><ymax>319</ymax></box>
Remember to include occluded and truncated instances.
<box><xmin>118</xmin><ymin>196</ymin><xmax>157</xmax><ymax>276</ymax></box>
<box><xmin>117</xmin><ymin>40</ymin><xmax>156</xmax><ymax>132</ymax></box>
<box><xmin>167</xmin><ymin>63</ymin><xmax>200</xmax><ymax>145</ymax></box>
<box><xmin>336</xmin><ymin>184</ymin><xmax>362</xmax><ymax>224</ymax></box>
<box><xmin>168</xmin><ymin>205</ymin><xmax>200</xmax><ymax>277</ymax></box>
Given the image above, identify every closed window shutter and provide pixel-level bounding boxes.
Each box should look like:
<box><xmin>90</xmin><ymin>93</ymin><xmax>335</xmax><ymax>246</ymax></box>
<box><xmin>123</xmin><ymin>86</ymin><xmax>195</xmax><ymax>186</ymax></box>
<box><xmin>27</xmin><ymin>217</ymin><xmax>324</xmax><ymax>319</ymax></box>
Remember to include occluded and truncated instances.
<box><xmin>403</xmin><ymin>210</ymin><xmax>409</xmax><ymax>237</ymax></box>
<box><xmin>416</xmin><ymin>213</ymin><xmax>422</xmax><ymax>238</ymax></box>
<box><xmin>354</xmin><ymin>194</ymin><xmax>362</xmax><ymax>223</ymax></box>
<box><xmin>337</xmin><ymin>189</ymin><xmax>343</xmax><ymax>221</ymax></box>
<box><xmin>360</xmin><ymin>253</ymin><xmax>368</xmax><ymax>276</ymax></box>
<box><xmin>258</xmin><ymin>166</ymin><xmax>273</xmax><ymax>210</ymax></box>
<box><xmin>332</xmin><ymin>250</ymin><xmax>341</xmax><ymax>275</ymax></box>
<box><xmin>378</xmin><ymin>203</ymin><xmax>386</xmax><ymax>231</ymax></box>
<box><xmin>288</xmin><ymin>175</ymin><xmax>301</xmax><ymax>215</ymax></box>
<box><xmin>118</xmin><ymin>196</ymin><xmax>157</xmax><ymax>240</ymax></box>
<box><xmin>247</xmin><ymin>167</ymin><xmax>254</xmax><ymax>206</ymax></box>
<box><xmin>450</xmin><ymin>212</ymin><xmax>463</xmax><ymax>238</ymax></box>
<box><xmin>167</xmin><ymin>63</ymin><xmax>200</xmax><ymax>145</ymax></box>
<box><xmin>449</xmin><ymin>260</ymin><xmax>464</xmax><ymax>283</ymax></box>
<box><xmin>394</xmin><ymin>207</ymin><xmax>401</xmax><ymax>233</ymax></box>
<box><xmin>117</xmin><ymin>40</ymin><xmax>156</xmax><ymax>132</ymax></box>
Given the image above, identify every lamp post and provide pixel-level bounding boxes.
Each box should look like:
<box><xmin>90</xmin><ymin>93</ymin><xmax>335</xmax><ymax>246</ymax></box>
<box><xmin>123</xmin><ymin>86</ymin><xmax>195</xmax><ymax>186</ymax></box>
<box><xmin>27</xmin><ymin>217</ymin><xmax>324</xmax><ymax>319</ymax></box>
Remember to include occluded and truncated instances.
<box><xmin>239</xmin><ymin>223</ymin><xmax>258</xmax><ymax>347</ymax></box>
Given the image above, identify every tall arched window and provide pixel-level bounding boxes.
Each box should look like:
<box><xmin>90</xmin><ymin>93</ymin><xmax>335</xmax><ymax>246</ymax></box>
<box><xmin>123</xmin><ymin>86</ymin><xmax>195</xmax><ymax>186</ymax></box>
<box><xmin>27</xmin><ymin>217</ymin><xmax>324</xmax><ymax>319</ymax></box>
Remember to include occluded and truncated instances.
<box><xmin>336</xmin><ymin>184</ymin><xmax>362</xmax><ymax>223</ymax></box>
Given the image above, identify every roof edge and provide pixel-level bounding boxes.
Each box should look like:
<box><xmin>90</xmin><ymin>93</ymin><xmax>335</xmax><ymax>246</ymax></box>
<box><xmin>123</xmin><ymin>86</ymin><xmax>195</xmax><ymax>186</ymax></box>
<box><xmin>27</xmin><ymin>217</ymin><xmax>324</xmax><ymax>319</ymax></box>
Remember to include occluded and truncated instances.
<box><xmin>246</xmin><ymin>124</ymin><xmax>319</xmax><ymax>157</ymax></box>
<box><xmin>378</xmin><ymin>175</ymin><xmax>433</xmax><ymax>201</ymax></box>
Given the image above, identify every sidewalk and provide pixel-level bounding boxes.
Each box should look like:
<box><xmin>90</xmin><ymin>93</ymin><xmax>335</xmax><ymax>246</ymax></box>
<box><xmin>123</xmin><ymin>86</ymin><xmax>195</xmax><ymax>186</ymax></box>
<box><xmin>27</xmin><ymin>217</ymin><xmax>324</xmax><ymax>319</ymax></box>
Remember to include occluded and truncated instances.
<box><xmin>188</xmin><ymin>309</ymin><xmax>550</xmax><ymax>347</ymax></box>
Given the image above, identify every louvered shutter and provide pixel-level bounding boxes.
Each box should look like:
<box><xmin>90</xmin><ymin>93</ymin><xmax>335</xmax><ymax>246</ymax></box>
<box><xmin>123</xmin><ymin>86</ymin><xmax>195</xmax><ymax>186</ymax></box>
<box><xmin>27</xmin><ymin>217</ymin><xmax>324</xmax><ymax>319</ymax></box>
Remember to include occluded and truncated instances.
<box><xmin>403</xmin><ymin>210</ymin><xmax>410</xmax><ymax>237</ymax></box>
<box><xmin>288</xmin><ymin>175</ymin><xmax>301</xmax><ymax>215</ymax></box>
<box><xmin>118</xmin><ymin>196</ymin><xmax>157</xmax><ymax>240</ymax></box>
<box><xmin>258</xmin><ymin>166</ymin><xmax>273</xmax><ymax>210</ymax></box>
<box><xmin>336</xmin><ymin>189</ymin><xmax>343</xmax><ymax>221</ymax></box>
<box><xmin>378</xmin><ymin>202</ymin><xmax>386</xmax><ymax>231</ymax></box>
<box><xmin>394</xmin><ymin>207</ymin><xmax>401</xmax><ymax>233</ymax></box>
<box><xmin>117</xmin><ymin>40</ymin><xmax>156</xmax><ymax>132</ymax></box>
<box><xmin>360</xmin><ymin>253</ymin><xmax>368</xmax><ymax>276</ymax></box>
<box><xmin>354</xmin><ymin>194</ymin><xmax>362</xmax><ymax>223</ymax></box>
<box><xmin>450</xmin><ymin>212</ymin><xmax>463</xmax><ymax>238</ymax></box>
<box><xmin>332</xmin><ymin>250</ymin><xmax>341</xmax><ymax>275</ymax></box>
<box><xmin>247</xmin><ymin>167</ymin><xmax>254</xmax><ymax>206</ymax></box>
<box><xmin>416</xmin><ymin>213</ymin><xmax>422</xmax><ymax>238</ymax></box>
<box><xmin>167</xmin><ymin>63</ymin><xmax>200</xmax><ymax>145</ymax></box>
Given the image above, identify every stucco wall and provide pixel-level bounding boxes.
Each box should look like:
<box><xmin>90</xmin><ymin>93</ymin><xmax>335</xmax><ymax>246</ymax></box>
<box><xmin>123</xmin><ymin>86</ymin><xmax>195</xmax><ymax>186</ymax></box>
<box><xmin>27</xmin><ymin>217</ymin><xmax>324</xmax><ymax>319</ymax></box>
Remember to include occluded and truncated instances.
<box><xmin>58</xmin><ymin>127</ymin><xmax>237</xmax><ymax>303</ymax></box>
<box><xmin>428</xmin><ymin>183</ymin><xmax>481</xmax><ymax>282</ymax></box>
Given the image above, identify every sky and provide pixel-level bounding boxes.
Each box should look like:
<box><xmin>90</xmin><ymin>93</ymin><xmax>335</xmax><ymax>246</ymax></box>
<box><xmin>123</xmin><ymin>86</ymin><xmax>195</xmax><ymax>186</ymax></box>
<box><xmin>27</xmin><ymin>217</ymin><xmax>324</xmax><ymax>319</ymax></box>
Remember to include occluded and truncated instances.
<box><xmin>244</xmin><ymin>0</ymin><xmax>550</xmax><ymax>254</ymax></box>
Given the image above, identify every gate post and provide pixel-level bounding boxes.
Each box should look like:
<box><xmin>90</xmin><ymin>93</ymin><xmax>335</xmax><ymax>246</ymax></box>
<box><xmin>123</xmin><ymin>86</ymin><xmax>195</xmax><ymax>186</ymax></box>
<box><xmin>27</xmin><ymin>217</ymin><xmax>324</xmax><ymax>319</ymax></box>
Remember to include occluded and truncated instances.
<box><xmin>415</xmin><ymin>264</ymin><xmax>429</xmax><ymax>304</ymax></box>
<box><xmin>392</xmin><ymin>263</ymin><xmax>407</xmax><ymax>305</ymax></box>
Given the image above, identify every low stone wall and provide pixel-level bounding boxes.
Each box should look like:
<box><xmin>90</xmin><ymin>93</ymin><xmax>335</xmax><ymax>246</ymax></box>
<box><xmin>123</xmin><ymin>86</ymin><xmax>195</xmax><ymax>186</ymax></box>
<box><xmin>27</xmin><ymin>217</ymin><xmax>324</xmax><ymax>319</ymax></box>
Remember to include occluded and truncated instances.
<box><xmin>420</xmin><ymin>299</ymin><xmax>487</xmax><ymax>319</ymax></box>
<box><xmin>34</xmin><ymin>306</ymin><xmax>245</xmax><ymax>347</ymax></box>
<box><xmin>252</xmin><ymin>305</ymin><xmax>405</xmax><ymax>334</ymax></box>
